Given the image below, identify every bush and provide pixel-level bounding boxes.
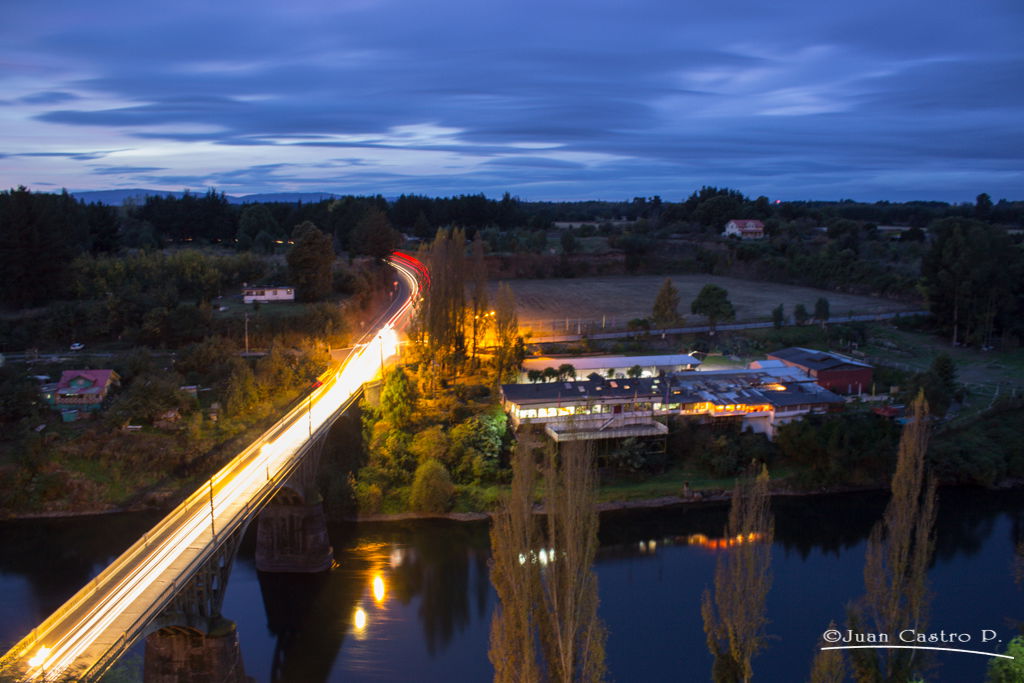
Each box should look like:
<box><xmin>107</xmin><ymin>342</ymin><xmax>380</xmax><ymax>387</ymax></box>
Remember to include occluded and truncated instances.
<box><xmin>354</xmin><ymin>481</ymin><xmax>383</xmax><ymax>513</ymax></box>
<box><xmin>409</xmin><ymin>459</ymin><xmax>455</xmax><ymax>513</ymax></box>
<box><xmin>987</xmin><ymin>636</ymin><xmax>1024</xmax><ymax>682</ymax></box>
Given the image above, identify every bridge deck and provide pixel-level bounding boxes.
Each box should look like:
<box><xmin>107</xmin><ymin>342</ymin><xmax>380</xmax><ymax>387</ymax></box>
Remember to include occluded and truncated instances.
<box><xmin>2</xmin><ymin>256</ymin><xmax>420</xmax><ymax>681</ymax></box>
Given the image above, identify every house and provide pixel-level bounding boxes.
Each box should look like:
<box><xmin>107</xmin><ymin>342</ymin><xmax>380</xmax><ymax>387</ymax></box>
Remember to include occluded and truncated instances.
<box><xmin>762</xmin><ymin>347</ymin><xmax>873</xmax><ymax>394</ymax></box>
<box><xmin>42</xmin><ymin>370</ymin><xmax>120</xmax><ymax>412</ymax></box>
<box><xmin>501</xmin><ymin>364</ymin><xmax>844</xmax><ymax>443</ymax></box>
<box><xmin>520</xmin><ymin>353</ymin><xmax>701</xmax><ymax>382</ymax></box>
<box><xmin>243</xmin><ymin>286</ymin><xmax>295</xmax><ymax>303</ymax></box>
<box><xmin>722</xmin><ymin>219</ymin><xmax>765</xmax><ymax>239</ymax></box>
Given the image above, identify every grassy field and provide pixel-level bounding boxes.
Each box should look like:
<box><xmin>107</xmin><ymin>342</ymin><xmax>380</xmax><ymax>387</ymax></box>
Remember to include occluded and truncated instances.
<box><xmin>497</xmin><ymin>274</ymin><xmax>919</xmax><ymax>333</ymax></box>
<box><xmin>862</xmin><ymin>327</ymin><xmax>1024</xmax><ymax>413</ymax></box>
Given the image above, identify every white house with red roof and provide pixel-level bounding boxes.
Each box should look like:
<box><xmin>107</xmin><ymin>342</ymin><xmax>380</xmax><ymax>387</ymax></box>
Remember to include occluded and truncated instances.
<box><xmin>722</xmin><ymin>219</ymin><xmax>765</xmax><ymax>239</ymax></box>
<box><xmin>42</xmin><ymin>370</ymin><xmax>120</xmax><ymax>412</ymax></box>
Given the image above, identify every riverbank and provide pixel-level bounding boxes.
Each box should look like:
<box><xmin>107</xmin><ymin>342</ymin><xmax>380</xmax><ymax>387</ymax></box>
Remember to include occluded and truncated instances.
<box><xmin>351</xmin><ymin>478</ymin><xmax>1024</xmax><ymax>523</ymax></box>
<box><xmin>4</xmin><ymin>474</ymin><xmax>1018</xmax><ymax>524</ymax></box>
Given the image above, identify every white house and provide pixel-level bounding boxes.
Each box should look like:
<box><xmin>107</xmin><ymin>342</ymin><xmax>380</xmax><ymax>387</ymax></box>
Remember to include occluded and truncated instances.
<box><xmin>722</xmin><ymin>219</ymin><xmax>765</xmax><ymax>239</ymax></box>
<box><xmin>243</xmin><ymin>286</ymin><xmax>295</xmax><ymax>303</ymax></box>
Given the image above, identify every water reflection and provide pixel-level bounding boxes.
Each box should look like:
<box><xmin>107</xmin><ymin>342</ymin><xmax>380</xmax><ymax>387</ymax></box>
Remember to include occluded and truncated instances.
<box><xmin>379</xmin><ymin>522</ymin><xmax>492</xmax><ymax>656</ymax></box>
<box><xmin>1</xmin><ymin>489</ymin><xmax>1022</xmax><ymax>681</ymax></box>
<box><xmin>246</xmin><ymin>520</ymin><xmax>493</xmax><ymax>681</ymax></box>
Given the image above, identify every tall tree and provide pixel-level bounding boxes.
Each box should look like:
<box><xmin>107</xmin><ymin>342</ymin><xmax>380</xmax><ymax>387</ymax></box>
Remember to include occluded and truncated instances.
<box><xmin>814</xmin><ymin>297</ymin><xmax>830</xmax><ymax>328</ymax></box>
<box><xmin>538</xmin><ymin>441</ymin><xmax>607</xmax><ymax>683</ymax></box>
<box><xmin>848</xmin><ymin>393</ymin><xmax>936</xmax><ymax>683</ymax></box>
<box><xmin>975</xmin><ymin>192</ymin><xmax>993</xmax><ymax>220</ymax></box>
<box><xmin>468</xmin><ymin>235</ymin><xmax>489</xmax><ymax>364</ymax></box>
<box><xmin>771</xmin><ymin>304</ymin><xmax>785</xmax><ymax>329</ymax></box>
<box><xmin>691</xmin><ymin>284</ymin><xmax>735</xmax><ymax>334</ymax></box>
<box><xmin>702</xmin><ymin>465</ymin><xmax>774</xmax><ymax>683</ymax></box>
<box><xmin>921</xmin><ymin>218</ymin><xmax>1022</xmax><ymax>347</ymax></box>
<box><xmin>412</xmin><ymin>228</ymin><xmax>468</xmax><ymax>381</ymax></box>
<box><xmin>808</xmin><ymin>621</ymin><xmax>847</xmax><ymax>683</ymax></box>
<box><xmin>236</xmin><ymin>204</ymin><xmax>280</xmax><ymax>249</ymax></box>
<box><xmin>489</xmin><ymin>437</ymin><xmax>542</xmax><ymax>683</ymax></box>
<box><xmin>350</xmin><ymin>207</ymin><xmax>402</xmax><ymax>261</ymax></box>
<box><xmin>493</xmin><ymin>283</ymin><xmax>522</xmax><ymax>384</ymax></box>
<box><xmin>652</xmin><ymin>278</ymin><xmax>682</xmax><ymax>329</ymax></box>
<box><xmin>0</xmin><ymin>187</ymin><xmax>77</xmax><ymax>307</ymax></box>
<box><xmin>287</xmin><ymin>222</ymin><xmax>335</xmax><ymax>302</ymax></box>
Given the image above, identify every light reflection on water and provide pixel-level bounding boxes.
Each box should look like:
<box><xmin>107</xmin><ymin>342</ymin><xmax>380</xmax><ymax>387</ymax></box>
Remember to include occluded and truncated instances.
<box><xmin>0</xmin><ymin>489</ymin><xmax>1020</xmax><ymax>681</ymax></box>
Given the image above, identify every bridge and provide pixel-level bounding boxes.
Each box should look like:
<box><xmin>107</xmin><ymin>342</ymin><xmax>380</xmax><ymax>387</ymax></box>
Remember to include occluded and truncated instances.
<box><xmin>0</xmin><ymin>253</ymin><xmax>426</xmax><ymax>682</ymax></box>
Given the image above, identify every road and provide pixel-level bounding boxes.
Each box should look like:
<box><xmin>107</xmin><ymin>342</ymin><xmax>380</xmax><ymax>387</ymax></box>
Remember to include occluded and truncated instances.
<box><xmin>0</xmin><ymin>254</ymin><xmax>423</xmax><ymax>682</ymax></box>
<box><xmin>528</xmin><ymin>310</ymin><xmax>929</xmax><ymax>344</ymax></box>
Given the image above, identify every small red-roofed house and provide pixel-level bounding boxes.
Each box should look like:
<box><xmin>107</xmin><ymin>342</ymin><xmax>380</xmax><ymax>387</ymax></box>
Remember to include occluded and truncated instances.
<box><xmin>46</xmin><ymin>370</ymin><xmax>120</xmax><ymax>412</ymax></box>
<box><xmin>722</xmin><ymin>219</ymin><xmax>765</xmax><ymax>239</ymax></box>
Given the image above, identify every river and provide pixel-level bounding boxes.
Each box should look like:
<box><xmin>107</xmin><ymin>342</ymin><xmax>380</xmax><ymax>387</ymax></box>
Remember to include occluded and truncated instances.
<box><xmin>0</xmin><ymin>487</ymin><xmax>1020</xmax><ymax>682</ymax></box>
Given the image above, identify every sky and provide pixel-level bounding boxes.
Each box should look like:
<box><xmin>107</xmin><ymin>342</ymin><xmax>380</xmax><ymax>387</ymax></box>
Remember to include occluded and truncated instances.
<box><xmin>1</xmin><ymin>0</ymin><xmax>1022</xmax><ymax>202</ymax></box>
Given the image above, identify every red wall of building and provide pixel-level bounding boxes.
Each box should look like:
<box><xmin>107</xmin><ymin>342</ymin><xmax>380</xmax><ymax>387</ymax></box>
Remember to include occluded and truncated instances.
<box><xmin>816</xmin><ymin>368</ymin><xmax>872</xmax><ymax>394</ymax></box>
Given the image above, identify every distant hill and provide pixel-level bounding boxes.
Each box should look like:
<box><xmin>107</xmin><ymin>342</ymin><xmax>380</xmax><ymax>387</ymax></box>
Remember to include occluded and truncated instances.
<box><xmin>235</xmin><ymin>192</ymin><xmax>343</xmax><ymax>204</ymax></box>
<box><xmin>71</xmin><ymin>189</ymin><xmax>344</xmax><ymax>206</ymax></box>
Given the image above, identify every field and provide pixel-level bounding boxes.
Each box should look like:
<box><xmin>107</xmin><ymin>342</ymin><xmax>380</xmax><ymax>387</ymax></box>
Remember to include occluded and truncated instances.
<box><xmin>862</xmin><ymin>327</ymin><xmax>1024</xmax><ymax>415</ymax></box>
<box><xmin>497</xmin><ymin>274</ymin><xmax>920</xmax><ymax>334</ymax></box>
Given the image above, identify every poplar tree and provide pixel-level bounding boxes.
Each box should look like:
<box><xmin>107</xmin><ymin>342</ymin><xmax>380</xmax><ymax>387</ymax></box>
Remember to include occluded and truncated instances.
<box><xmin>808</xmin><ymin>621</ymin><xmax>846</xmax><ymax>683</ymax></box>
<box><xmin>413</xmin><ymin>228</ymin><xmax>468</xmax><ymax>380</ymax></box>
<box><xmin>490</xmin><ymin>439</ymin><xmax>606</xmax><ymax>683</ymax></box>
<box><xmin>702</xmin><ymin>464</ymin><xmax>774</xmax><ymax>683</ymax></box>
<box><xmin>493</xmin><ymin>283</ymin><xmax>522</xmax><ymax>384</ymax></box>
<box><xmin>489</xmin><ymin>437</ymin><xmax>542</xmax><ymax>683</ymax></box>
<box><xmin>538</xmin><ymin>441</ymin><xmax>607</xmax><ymax>683</ymax></box>
<box><xmin>848</xmin><ymin>393</ymin><xmax>935</xmax><ymax>683</ymax></box>
<box><xmin>469</xmin><ymin>235</ymin><xmax>489</xmax><ymax>365</ymax></box>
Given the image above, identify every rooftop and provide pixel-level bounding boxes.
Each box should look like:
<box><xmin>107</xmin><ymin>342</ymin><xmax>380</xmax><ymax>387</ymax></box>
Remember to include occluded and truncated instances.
<box><xmin>767</xmin><ymin>347</ymin><xmax>872</xmax><ymax>372</ymax></box>
<box><xmin>502</xmin><ymin>366</ymin><xmax>843</xmax><ymax>409</ymax></box>
<box><xmin>522</xmin><ymin>353</ymin><xmax>701</xmax><ymax>372</ymax></box>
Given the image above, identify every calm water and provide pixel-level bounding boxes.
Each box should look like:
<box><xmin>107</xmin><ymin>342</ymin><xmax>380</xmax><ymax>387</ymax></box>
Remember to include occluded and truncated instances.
<box><xmin>0</xmin><ymin>488</ymin><xmax>1021</xmax><ymax>682</ymax></box>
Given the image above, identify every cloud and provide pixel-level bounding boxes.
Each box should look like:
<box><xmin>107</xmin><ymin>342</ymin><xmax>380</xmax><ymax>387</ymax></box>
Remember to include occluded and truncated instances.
<box><xmin>91</xmin><ymin>165</ymin><xmax>166</xmax><ymax>175</ymax></box>
<box><xmin>18</xmin><ymin>91</ymin><xmax>79</xmax><ymax>105</ymax></box>
<box><xmin>1</xmin><ymin>0</ymin><xmax>1022</xmax><ymax>200</ymax></box>
<box><xmin>14</xmin><ymin>150</ymin><xmax>123</xmax><ymax>161</ymax></box>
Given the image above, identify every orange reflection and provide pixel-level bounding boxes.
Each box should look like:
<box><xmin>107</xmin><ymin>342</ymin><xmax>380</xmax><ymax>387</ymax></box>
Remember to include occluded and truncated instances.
<box><xmin>686</xmin><ymin>532</ymin><xmax>762</xmax><ymax>549</ymax></box>
<box><xmin>373</xmin><ymin>574</ymin><xmax>386</xmax><ymax>603</ymax></box>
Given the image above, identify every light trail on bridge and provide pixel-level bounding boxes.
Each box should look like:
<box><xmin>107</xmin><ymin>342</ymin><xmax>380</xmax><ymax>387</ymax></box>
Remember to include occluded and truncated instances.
<box><xmin>2</xmin><ymin>254</ymin><xmax>423</xmax><ymax>682</ymax></box>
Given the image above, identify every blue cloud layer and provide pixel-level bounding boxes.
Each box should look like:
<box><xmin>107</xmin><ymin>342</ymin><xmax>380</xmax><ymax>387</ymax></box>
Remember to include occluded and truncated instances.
<box><xmin>1</xmin><ymin>0</ymin><xmax>1022</xmax><ymax>200</ymax></box>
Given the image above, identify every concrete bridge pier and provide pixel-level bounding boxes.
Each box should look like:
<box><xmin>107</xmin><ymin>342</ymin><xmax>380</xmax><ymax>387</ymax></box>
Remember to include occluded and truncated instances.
<box><xmin>255</xmin><ymin>488</ymin><xmax>334</xmax><ymax>573</ymax></box>
<box><xmin>144</xmin><ymin>621</ymin><xmax>254</xmax><ymax>683</ymax></box>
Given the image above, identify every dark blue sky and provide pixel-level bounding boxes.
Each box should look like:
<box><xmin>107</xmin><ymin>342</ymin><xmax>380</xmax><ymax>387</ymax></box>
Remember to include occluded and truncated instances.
<box><xmin>1</xmin><ymin>0</ymin><xmax>1021</xmax><ymax>201</ymax></box>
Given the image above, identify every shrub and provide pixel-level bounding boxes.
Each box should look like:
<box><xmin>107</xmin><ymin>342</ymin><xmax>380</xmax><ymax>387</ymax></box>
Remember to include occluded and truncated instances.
<box><xmin>410</xmin><ymin>459</ymin><xmax>455</xmax><ymax>513</ymax></box>
<box><xmin>354</xmin><ymin>481</ymin><xmax>383</xmax><ymax>514</ymax></box>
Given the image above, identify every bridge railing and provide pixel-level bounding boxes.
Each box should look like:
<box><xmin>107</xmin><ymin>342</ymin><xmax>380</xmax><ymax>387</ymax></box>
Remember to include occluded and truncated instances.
<box><xmin>2</xmin><ymin>254</ymin><xmax>422</xmax><ymax>681</ymax></box>
<box><xmin>1</xmin><ymin>362</ymin><xmax>355</xmax><ymax>681</ymax></box>
<box><xmin>81</xmin><ymin>389</ymin><xmax>362</xmax><ymax>680</ymax></box>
